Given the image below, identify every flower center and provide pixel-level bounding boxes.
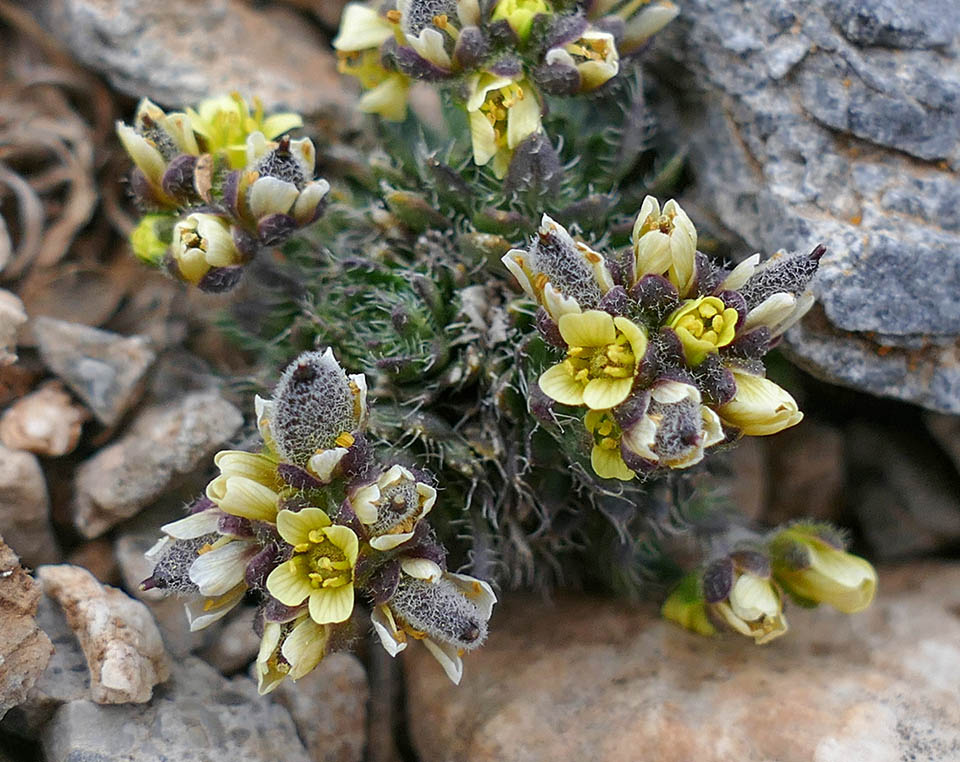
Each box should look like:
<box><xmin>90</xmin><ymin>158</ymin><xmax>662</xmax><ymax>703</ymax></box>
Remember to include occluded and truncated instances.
<box><xmin>563</xmin><ymin>330</ymin><xmax>636</xmax><ymax>385</ymax></box>
<box><xmin>294</xmin><ymin>531</ymin><xmax>352</xmax><ymax>589</ymax></box>
<box><xmin>337</xmin><ymin>49</ymin><xmax>392</xmax><ymax>90</ymax></box>
<box><xmin>587</xmin><ymin>411</ymin><xmax>622</xmax><ymax>451</ymax></box>
<box><xmin>480</xmin><ymin>83</ymin><xmax>525</xmax><ymax>147</ymax></box>
<box><xmin>657</xmin><ymin>213</ymin><xmax>675</xmax><ymax>234</ymax></box>
<box><xmin>667</xmin><ymin>295</ymin><xmax>739</xmax><ymax>365</ymax></box>
<box><xmin>674</xmin><ymin>300</ymin><xmax>728</xmax><ymax>344</ymax></box>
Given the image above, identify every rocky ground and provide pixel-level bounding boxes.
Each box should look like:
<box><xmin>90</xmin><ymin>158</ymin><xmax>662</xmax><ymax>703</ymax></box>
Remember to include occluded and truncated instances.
<box><xmin>0</xmin><ymin>0</ymin><xmax>958</xmax><ymax>760</ymax></box>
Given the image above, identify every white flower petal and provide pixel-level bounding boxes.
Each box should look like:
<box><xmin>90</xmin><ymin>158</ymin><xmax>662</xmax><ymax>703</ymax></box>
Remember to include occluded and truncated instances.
<box><xmin>371</xmin><ymin>605</ymin><xmax>408</xmax><ymax>657</ymax></box>
<box><xmin>188</xmin><ymin>540</ymin><xmax>256</xmax><ymax>596</ymax></box>
<box><xmin>400</xmin><ymin>558</ymin><xmax>443</xmax><ymax>582</ymax></box>
<box><xmin>422</xmin><ymin>637</ymin><xmax>464</xmax><ymax>685</ymax></box>
<box><xmin>161</xmin><ymin>510</ymin><xmax>222</xmax><ymax>539</ymax></box>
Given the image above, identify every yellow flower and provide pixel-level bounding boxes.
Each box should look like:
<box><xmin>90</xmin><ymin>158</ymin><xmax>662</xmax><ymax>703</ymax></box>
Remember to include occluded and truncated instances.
<box><xmin>334</xmin><ymin>5</ymin><xmax>411</xmax><ymax>122</ymax></box>
<box><xmin>466</xmin><ymin>73</ymin><xmax>542</xmax><ymax>178</ymax></box>
<box><xmin>712</xmin><ymin>570</ymin><xmax>788</xmax><ymax>645</ymax></box>
<box><xmin>661</xmin><ymin>573</ymin><xmax>717</xmax><ymax>638</ymax></box>
<box><xmin>169</xmin><ymin>213</ymin><xmax>244</xmax><ymax>286</ymax></box>
<box><xmin>255</xmin><ymin>615</ymin><xmax>330</xmax><ymax>695</ymax></box>
<box><xmin>538</xmin><ymin>310</ymin><xmax>648</xmax><ymax>410</ymax></box>
<box><xmin>187</xmin><ymin>93</ymin><xmax>303</xmax><ymax>169</ymax></box>
<box><xmin>491</xmin><ymin>0</ymin><xmax>552</xmax><ymax>42</ymax></box>
<box><xmin>666</xmin><ymin>296</ymin><xmax>740</xmax><ymax>366</ymax></box>
<box><xmin>719</xmin><ymin>368</ymin><xmax>803</xmax><ymax>436</ymax></box>
<box><xmin>266</xmin><ymin>508</ymin><xmax>359</xmax><ymax>625</ymax></box>
<box><xmin>242</xmin><ymin>132</ymin><xmax>330</xmax><ymax>226</ymax></box>
<box><xmin>771</xmin><ymin>528</ymin><xmax>877</xmax><ymax>614</ymax></box>
<box><xmin>618</xmin><ymin>0</ymin><xmax>679</xmax><ymax>54</ymax></box>
<box><xmin>632</xmin><ymin>195</ymin><xmax>697</xmax><ymax>295</ymax></box>
<box><xmin>502</xmin><ymin>214</ymin><xmax>614</xmax><ymax>322</ymax></box>
<box><xmin>544</xmin><ymin>28</ymin><xmax>619</xmax><ymax>91</ymax></box>
<box><xmin>584</xmin><ymin>410</ymin><xmax>635</xmax><ymax>481</ymax></box>
<box><xmin>206</xmin><ymin>472</ymin><xmax>281</xmax><ymax>523</ymax></box>
<box><xmin>397</xmin><ymin>0</ymin><xmax>481</xmax><ymax>70</ymax></box>
<box><xmin>130</xmin><ymin>214</ymin><xmax>172</xmax><ymax>266</ymax></box>
<box><xmin>350</xmin><ymin>464</ymin><xmax>437</xmax><ymax>550</ymax></box>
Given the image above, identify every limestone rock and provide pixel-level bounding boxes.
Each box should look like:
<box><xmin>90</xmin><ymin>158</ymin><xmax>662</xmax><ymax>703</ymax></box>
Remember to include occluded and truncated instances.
<box><xmin>71</xmin><ymin>391</ymin><xmax>243</xmax><ymax>538</ymax></box>
<box><xmin>0</xmin><ymin>443</ymin><xmax>59</xmax><ymax>566</ymax></box>
<box><xmin>41</xmin><ymin>657</ymin><xmax>311</xmax><ymax>762</ymax></box>
<box><xmin>0</xmin><ymin>290</ymin><xmax>26</xmax><ymax>366</ymax></box>
<box><xmin>272</xmin><ymin>653</ymin><xmax>368</xmax><ymax>762</ymax></box>
<box><xmin>33</xmin><ymin>316</ymin><xmax>155</xmax><ymax>426</ymax></box>
<box><xmin>0</xmin><ymin>536</ymin><xmax>53</xmax><ymax>720</ymax></box>
<box><xmin>648</xmin><ymin>0</ymin><xmax>960</xmax><ymax>413</ymax></box>
<box><xmin>35</xmin><ymin>0</ymin><xmax>352</xmax><ymax>114</ymax></box>
<box><xmin>37</xmin><ymin>564</ymin><xmax>169</xmax><ymax>704</ymax></box>
<box><xmin>1</xmin><ymin>595</ymin><xmax>91</xmax><ymax>738</ymax></box>
<box><xmin>0</xmin><ymin>381</ymin><xmax>87</xmax><ymax>456</ymax></box>
<box><xmin>406</xmin><ymin>563</ymin><xmax>960</xmax><ymax>762</ymax></box>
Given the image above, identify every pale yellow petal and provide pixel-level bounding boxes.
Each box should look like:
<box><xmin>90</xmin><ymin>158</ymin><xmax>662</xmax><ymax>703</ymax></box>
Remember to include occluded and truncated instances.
<box><xmin>276</xmin><ymin>507</ymin><xmax>332</xmax><ymax>546</ymax></box>
<box><xmin>583</xmin><ymin>377</ymin><xmax>634</xmax><ymax>410</ymax></box>
<box><xmin>308</xmin><ymin>583</ymin><xmax>355</xmax><ymax>624</ymax></box>
<box><xmin>266</xmin><ymin>556</ymin><xmax>313</xmax><ymax>607</ymax></box>
<box><xmin>558</xmin><ymin>310</ymin><xmax>616</xmax><ymax>347</ymax></box>
<box><xmin>537</xmin><ymin>363</ymin><xmax>585</xmax><ymax>406</ymax></box>
<box><xmin>591</xmin><ymin>445</ymin><xmax>635</xmax><ymax>481</ymax></box>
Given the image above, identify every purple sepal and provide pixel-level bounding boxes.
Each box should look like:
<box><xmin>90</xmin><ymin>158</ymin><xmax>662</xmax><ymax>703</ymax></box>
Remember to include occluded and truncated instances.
<box><xmin>488</xmin><ymin>55</ymin><xmax>523</xmax><ymax>78</ymax></box>
<box><xmin>535</xmin><ymin>308</ymin><xmax>565</xmax><ymax>347</ymax></box>
<box><xmin>218</xmin><ymin>514</ymin><xmax>254</xmax><ymax>538</ymax></box>
<box><xmin>161</xmin><ymin>154</ymin><xmax>198</xmax><ymax>202</ymax></box>
<box><xmin>454</xmin><ymin>26</ymin><xmax>490</xmax><ymax>69</ymax></box>
<box><xmin>366</xmin><ymin>560</ymin><xmax>401</xmax><ymax>605</ymax></box>
<box><xmin>257</xmin><ymin>213</ymin><xmax>296</xmax><ymax>246</ymax></box>
<box><xmin>528</xmin><ymin>381</ymin><xmax>557</xmax><ymax>423</ymax></box>
<box><xmin>128</xmin><ymin>167</ymin><xmax>168</xmax><ymax>210</ymax></box>
<box><xmin>612</xmin><ymin>389</ymin><xmax>650</xmax><ymax>430</ymax></box>
<box><xmin>723</xmin><ymin>326</ymin><xmax>771</xmax><ymax>360</ymax></box>
<box><xmin>278</xmin><ymin>463</ymin><xmax>325</xmax><ymax>490</ymax></box>
<box><xmin>541</xmin><ymin>12</ymin><xmax>589</xmax><ymax>49</ymax></box>
<box><xmin>340</xmin><ymin>435</ymin><xmax>374</xmax><ymax>482</ymax></box>
<box><xmin>692</xmin><ymin>251</ymin><xmax>723</xmax><ymax>296</ymax></box>
<box><xmin>221</xmin><ymin>169</ymin><xmax>242</xmax><ymax>216</ymax></box>
<box><xmin>399</xmin><ymin>523</ymin><xmax>447</xmax><ymax>569</ymax></box>
<box><xmin>188</xmin><ymin>496</ymin><xmax>217</xmax><ymax>514</ymax></box>
<box><xmin>232</xmin><ymin>225</ymin><xmax>260</xmax><ymax>261</ymax></box>
<box><xmin>534</xmin><ymin>61</ymin><xmax>581</xmax><ymax>96</ymax></box>
<box><xmin>394</xmin><ymin>45</ymin><xmax>453</xmax><ymax>81</ymax></box>
<box><xmin>245</xmin><ymin>543</ymin><xmax>282</xmax><ymax>590</ymax></box>
<box><xmin>655</xmin><ymin>326</ymin><xmax>687</xmax><ymax>367</ymax></box>
<box><xmin>630</xmin><ymin>274</ymin><xmax>680</xmax><ymax>317</ymax></box>
<box><xmin>334</xmin><ymin>499</ymin><xmax>366</xmax><ymax>539</ymax></box>
<box><xmin>592</xmin><ymin>16</ymin><xmax>625</xmax><ymax>43</ymax></box>
<box><xmin>693</xmin><ymin>353</ymin><xmax>737</xmax><ymax>405</ymax></box>
<box><xmin>731</xmin><ymin>550</ymin><xmax>772</xmax><ymax>578</ymax></box>
<box><xmin>262</xmin><ymin>597</ymin><xmax>306</xmax><ymax>624</ymax></box>
<box><xmin>598</xmin><ymin>285</ymin><xmax>630</xmax><ymax>316</ymax></box>
<box><xmin>198</xmin><ymin>265</ymin><xmax>245</xmax><ymax>293</ymax></box>
<box><xmin>702</xmin><ymin>557</ymin><xmax>734</xmax><ymax>603</ymax></box>
<box><xmin>619</xmin><ymin>443</ymin><xmax>658</xmax><ymax>476</ymax></box>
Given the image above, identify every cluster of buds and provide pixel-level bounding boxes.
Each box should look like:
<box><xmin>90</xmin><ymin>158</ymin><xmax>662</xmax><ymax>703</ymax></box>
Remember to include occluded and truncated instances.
<box><xmin>117</xmin><ymin>95</ymin><xmax>330</xmax><ymax>291</ymax></box>
<box><xmin>505</xmin><ymin>196</ymin><xmax>823</xmax><ymax>481</ymax></box>
<box><xmin>662</xmin><ymin>524</ymin><xmax>877</xmax><ymax>643</ymax></box>
<box><xmin>142</xmin><ymin>350</ymin><xmax>496</xmax><ymax>692</ymax></box>
<box><xmin>333</xmin><ymin>0</ymin><xmax>678</xmax><ymax>177</ymax></box>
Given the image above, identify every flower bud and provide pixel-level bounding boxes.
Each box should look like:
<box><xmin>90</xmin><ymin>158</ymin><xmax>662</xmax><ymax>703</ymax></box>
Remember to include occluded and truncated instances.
<box><xmin>719</xmin><ymin>368</ymin><xmax>803</xmax><ymax>436</ymax></box>
<box><xmin>632</xmin><ymin>195</ymin><xmax>697</xmax><ymax>296</ymax></box>
<box><xmin>544</xmin><ymin>28</ymin><xmax>619</xmax><ymax>92</ymax></box>
<box><xmin>619</xmin><ymin>0</ymin><xmax>679</xmax><ymax>54</ymax></box>
<box><xmin>490</xmin><ymin>0</ymin><xmax>552</xmax><ymax>42</ymax></box>
<box><xmin>770</xmin><ymin>526</ymin><xmax>877</xmax><ymax>613</ymax></box>
<box><xmin>129</xmin><ymin>214</ymin><xmax>173</xmax><ymax>266</ymax></box>
<box><xmin>350</xmin><ymin>464</ymin><xmax>437</xmax><ymax>550</ymax></box>
<box><xmin>268</xmin><ymin>350</ymin><xmax>368</xmax><ymax>478</ymax></box>
<box><xmin>661</xmin><ymin>573</ymin><xmax>716</xmax><ymax>638</ymax></box>
<box><xmin>706</xmin><ymin>559</ymin><xmax>788</xmax><ymax>644</ymax></box>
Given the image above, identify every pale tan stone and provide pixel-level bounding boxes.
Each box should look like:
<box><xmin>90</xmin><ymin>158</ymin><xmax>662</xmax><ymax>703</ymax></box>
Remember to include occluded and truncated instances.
<box><xmin>0</xmin><ymin>381</ymin><xmax>87</xmax><ymax>456</ymax></box>
<box><xmin>406</xmin><ymin>563</ymin><xmax>960</xmax><ymax>762</ymax></box>
<box><xmin>37</xmin><ymin>564</ymin><xmax>169</xmax><ymax>704</ymax></box>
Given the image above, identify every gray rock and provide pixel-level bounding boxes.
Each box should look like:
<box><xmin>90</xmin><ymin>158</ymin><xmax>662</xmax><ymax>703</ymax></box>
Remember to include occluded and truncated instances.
<box><xmin>0</xmin><ymin>290</ymin><xmax>26</xmax><ymax>366</ymax></box>
<box><xmin>33</xmin><ymin>316</ymin><xmax>155</xmax><ymax>426</ymax></box>
<box><xmin>71</xmin><ymin>391</ymin><xmax>242</xmax><ymax>538</ymax></box>
<box><xmin>271</xmin><ymin>653</ymin><xmax>368</xmax><ymax>762</ymax></box>
<box><xmin>34</xmin><ymin>0</ymin><xmax>352</xmax><ymax>114</ymax></box>
<box><xmin>42</xmin><ymin>657</ymin><xmax>311</xmax><ymax>762</ymax></box>
<box><xmin>648</xmin><ymin>0</ymin><xmax>960</xmax><ymax>412</ymax></box>
<box><xmin>0</xmin><ymin>443</ymin><xmax>59</xmax><ymax>566</ymax></box>
<box><xmin>847</xmin><ymin>422</ymin><xmax>960</xmax><ymax>560</ymax></box>
<box><xmin>199</xmin><ymin>606</ymin><xmax>260</xmax><ymax>675</ymax></box>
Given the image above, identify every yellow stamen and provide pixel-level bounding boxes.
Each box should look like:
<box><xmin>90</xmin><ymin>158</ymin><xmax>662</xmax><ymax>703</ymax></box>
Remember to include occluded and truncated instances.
<box><xmin>335</xmin><ymin>431</ymin><xmax>355</xmax><ymax>448</ymax></box>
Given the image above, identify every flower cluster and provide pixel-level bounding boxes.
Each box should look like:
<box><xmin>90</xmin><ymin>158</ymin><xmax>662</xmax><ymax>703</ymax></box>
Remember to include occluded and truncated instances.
<box><xmin>333</xmin><ymin>0</ymin><xmax>678</xmax><ymax>177</ymax></box>
<box><xmin>142</xmin><ymin>350</ymin><xmax>496</xmax><ymax>692</ymax></box>
<box><xmin>662</xmin><ymin>524</ymin><xmax>877</xmax><ymax>644</ymax></box>
<box><xmin>117</xmin><ymin>95</ymin><xmax>329</xmax><ymax>291</ymax></box>
<box><xmin>505</xmin><ymin>197</ymin><xmax>823</xmax><ymax>481</ymax></box>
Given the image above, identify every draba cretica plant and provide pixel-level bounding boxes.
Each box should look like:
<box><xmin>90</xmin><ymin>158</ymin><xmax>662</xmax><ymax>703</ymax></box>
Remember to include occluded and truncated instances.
<box><xmin>119</xmin><ymin>0</ymin><xmax>879</xmax><ymax>681</ymax></box>
<box><xmin>142</xmin><ymin>350</ymin><xmax>495</xmax><ymax>691</ymax></box>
